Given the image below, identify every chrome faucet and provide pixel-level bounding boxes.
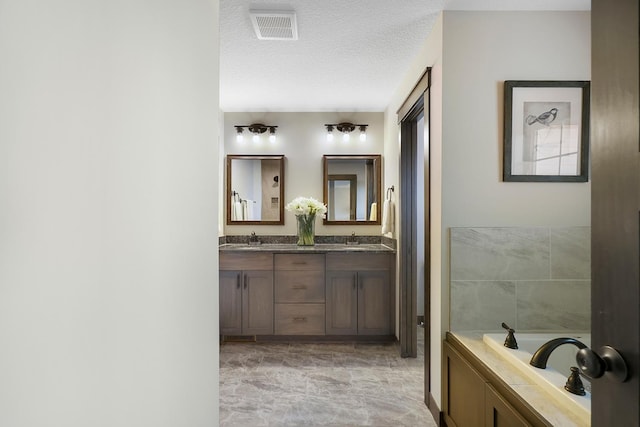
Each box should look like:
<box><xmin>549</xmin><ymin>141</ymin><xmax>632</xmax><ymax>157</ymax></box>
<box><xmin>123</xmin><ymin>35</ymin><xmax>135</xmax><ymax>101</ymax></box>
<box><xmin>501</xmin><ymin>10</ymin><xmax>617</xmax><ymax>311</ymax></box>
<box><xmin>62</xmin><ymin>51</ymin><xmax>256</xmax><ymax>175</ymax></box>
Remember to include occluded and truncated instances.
<box><xmin>248</xmin><ymin>231</ymin><xmax>261</xmax><ymax>245</ymax></box>
<box><xmin>529</xmin><ymin>337</ymin><xmax>588</xmax><ymax>369</ymax></box>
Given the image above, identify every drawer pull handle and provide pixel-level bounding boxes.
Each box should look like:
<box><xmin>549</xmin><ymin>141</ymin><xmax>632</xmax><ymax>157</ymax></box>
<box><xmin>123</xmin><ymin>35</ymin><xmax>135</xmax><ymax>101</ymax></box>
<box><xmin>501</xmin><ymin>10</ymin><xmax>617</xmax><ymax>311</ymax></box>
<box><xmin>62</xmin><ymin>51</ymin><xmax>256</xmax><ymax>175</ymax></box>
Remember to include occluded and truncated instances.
<box><xmin>292</xmin><ymin>285</ymin><xmax>307</xmax><ymax>290</ymax></box>
<box><xmin>244</xmin><ymin>275</ymin><xmax>247</xmax><ymax>290</ymax></box>
<box><xmin>292</xmin><ymin>317</ymin><xmax>307</xmax><ymax>323</ymax></box>
<box><xmin>292</xmin><ymin>261</ymin><xmax>307</xmax><ymax>265</ymax></box>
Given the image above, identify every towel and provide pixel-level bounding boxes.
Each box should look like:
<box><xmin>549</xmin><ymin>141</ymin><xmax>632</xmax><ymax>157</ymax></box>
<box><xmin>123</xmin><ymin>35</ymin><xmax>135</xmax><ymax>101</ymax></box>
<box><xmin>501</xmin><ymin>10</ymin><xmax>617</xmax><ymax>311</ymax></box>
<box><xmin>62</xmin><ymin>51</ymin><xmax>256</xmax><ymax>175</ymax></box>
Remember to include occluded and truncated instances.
<box><xmin>241</xmin><ymin>200</ymin><xmax>248</xmax><ymax>220</ymax></box>
<box><xmin>369</xmin><ymin>202</ymin><xmax>377</xmax><ymax>221</ymax></box>
<box><xmin>233</xmin><ymin>201</ymin><xmax>243</xmax><ymax>220</ymax></box>
<box><xmin>381</xmin><ymin>199</ymin><xmax>394</xmax><ymax>235</ymax></box>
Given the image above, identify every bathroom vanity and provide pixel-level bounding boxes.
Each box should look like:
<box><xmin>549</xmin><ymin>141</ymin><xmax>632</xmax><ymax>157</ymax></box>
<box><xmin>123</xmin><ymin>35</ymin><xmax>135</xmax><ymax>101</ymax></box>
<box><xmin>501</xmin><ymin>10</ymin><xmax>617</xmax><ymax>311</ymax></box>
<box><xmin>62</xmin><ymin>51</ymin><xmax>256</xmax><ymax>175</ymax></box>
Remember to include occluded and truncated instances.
<box><xmin>219</xmin><ymin>244</ymin><xmax>395</xmax><ymax>341</ymax></box>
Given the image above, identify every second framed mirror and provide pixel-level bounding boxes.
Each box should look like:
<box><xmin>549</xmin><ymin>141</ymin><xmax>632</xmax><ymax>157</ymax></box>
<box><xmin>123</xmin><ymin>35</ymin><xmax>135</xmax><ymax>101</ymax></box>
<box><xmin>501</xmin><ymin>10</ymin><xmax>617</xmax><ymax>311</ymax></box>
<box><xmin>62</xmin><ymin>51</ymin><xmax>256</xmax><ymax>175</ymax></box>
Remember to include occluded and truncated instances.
<box><xmin>323</xmin><ymin>154</ymin><xmax>381</xmax><ymax>225</ymax></box>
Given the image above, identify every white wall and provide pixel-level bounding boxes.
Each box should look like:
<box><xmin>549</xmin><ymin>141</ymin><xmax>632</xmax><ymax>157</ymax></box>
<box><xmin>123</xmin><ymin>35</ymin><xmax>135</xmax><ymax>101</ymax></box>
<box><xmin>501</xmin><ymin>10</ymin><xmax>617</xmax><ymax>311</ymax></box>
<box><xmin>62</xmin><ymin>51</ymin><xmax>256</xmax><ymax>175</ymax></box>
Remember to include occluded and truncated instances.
<box><xmin>384</xmin><ymin>10</ymin><xmax>590</xmax><ymax>412</ymax></box>
<box><xmin>441</xmin><ymin>11</ymin><xmax>591</xmax><ymax>228</ymax></box>
<box><xmin>0</xmin><ymin>1</ymin><xmax>220</xmax><ymax>426</ymax></box>
<box><xmin>223</xmin><ymin>112</ymin><xmax>385</xmax><ymax>236</ymax></box>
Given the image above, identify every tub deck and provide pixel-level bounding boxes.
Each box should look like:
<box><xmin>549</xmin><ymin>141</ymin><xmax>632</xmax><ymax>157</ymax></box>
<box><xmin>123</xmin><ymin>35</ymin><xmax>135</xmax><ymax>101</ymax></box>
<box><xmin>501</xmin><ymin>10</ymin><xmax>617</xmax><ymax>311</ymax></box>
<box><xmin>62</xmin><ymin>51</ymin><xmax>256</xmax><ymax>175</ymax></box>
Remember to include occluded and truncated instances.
<box><xmin>450</xmin><ymin>332</ymin><xmax>590</xmax><ymax>426</ymax></box>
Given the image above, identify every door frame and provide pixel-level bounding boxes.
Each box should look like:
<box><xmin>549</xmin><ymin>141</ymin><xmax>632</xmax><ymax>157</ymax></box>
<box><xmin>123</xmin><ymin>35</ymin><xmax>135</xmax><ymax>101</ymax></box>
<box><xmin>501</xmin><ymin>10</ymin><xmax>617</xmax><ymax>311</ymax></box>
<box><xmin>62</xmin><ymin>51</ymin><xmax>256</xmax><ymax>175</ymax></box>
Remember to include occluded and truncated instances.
<box><xmin>398</xmin><ymin>68</ymin><xmax>432</xmax><ymax>408</ymax></box>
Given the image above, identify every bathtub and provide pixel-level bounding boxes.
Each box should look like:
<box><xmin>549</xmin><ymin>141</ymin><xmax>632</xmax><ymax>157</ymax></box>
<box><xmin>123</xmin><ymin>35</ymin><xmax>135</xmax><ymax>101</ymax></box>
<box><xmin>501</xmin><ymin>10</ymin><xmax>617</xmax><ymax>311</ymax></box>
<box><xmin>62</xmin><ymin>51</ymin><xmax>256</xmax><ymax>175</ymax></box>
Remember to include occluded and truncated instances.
<box><xmin>483</xmin><ymin>332</ymin><xmax>591</xmax><ymax>422</ymax></box>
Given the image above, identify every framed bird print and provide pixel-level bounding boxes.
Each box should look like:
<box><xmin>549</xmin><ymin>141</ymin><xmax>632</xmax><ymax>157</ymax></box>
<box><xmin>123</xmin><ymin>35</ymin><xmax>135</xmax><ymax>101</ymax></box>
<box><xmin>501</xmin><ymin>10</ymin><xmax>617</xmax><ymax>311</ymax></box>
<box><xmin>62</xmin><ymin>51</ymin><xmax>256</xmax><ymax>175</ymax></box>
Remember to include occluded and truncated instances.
<box><xmin>503</xmin><ymin>80</ymin><xmax>590</xmax><ymax>182</ymax></box>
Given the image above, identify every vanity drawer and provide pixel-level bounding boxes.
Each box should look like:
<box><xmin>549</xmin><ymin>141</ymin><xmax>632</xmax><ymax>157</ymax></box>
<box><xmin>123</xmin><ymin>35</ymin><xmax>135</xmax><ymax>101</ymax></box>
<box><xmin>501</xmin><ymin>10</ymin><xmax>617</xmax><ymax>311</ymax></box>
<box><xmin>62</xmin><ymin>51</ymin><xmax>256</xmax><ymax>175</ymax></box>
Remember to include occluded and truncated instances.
<box><xmin>274</xmin><ymin>254</ymin><xmax>325</xmax><ymax>271</ymax></box>
<box><xmin>326</xmin><ymin>253</ymin><xmax>392</xmax><ymax>270</ymax></box>
<box><xmin>275</xmin><ymin>270</ymin><xmax>325</xmax><ymax>303</ymax></box>
<box><xmin>275</xmin><ymin>304</ymin><xmax>325</xmax><ymax>335</ymax></box>
<box><xmin>219</xmin><ymin>252</ymin><xmax>273</xmax><ymax>270</ymax></box>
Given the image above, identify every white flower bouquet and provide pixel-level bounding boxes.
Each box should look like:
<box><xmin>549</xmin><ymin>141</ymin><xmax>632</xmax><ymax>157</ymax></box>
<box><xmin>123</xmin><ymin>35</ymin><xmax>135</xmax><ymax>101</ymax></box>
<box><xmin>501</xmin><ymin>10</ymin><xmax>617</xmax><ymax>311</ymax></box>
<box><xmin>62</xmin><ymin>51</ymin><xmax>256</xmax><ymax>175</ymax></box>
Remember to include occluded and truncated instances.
<box><xmin>285</xmin><ymin>196</ymin><xmax>327</xmax><ymax>245</ymax></box>
<box><xmin>285</xmin><ymin>196</ymin><xmax>328</xmax><ymax>217</ymax></box>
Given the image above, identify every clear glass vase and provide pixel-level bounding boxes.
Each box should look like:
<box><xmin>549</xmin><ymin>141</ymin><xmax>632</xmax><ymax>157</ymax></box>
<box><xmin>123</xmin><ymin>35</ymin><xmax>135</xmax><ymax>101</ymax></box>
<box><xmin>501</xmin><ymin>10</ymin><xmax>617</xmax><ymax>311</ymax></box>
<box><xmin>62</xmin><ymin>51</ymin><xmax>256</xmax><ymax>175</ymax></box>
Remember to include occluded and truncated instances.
<box><xmin>296</xmin><ymin>214</ymin><xmax>316</xmax><ymax>246</ymax></box>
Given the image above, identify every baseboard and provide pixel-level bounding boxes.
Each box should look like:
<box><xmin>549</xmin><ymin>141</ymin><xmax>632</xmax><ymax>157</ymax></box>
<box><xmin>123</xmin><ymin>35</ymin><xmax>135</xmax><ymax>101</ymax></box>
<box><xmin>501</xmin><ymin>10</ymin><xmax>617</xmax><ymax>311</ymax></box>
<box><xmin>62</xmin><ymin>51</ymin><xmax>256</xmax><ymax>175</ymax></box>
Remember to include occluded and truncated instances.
<box><xmin>428</xmin><ymin>392</ymin><xmax>445</xmax><ymax>426</ymax></box>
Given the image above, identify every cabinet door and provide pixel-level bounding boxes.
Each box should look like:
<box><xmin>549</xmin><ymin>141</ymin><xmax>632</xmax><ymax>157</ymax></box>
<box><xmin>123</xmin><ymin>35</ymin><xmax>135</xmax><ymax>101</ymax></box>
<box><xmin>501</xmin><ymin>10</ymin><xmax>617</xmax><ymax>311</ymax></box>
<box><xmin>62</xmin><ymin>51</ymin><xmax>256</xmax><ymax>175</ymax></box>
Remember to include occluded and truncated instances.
<box><xmin>485</xmin><ymin>384</ymin><xmax>532</xmax><ymax>427</ymax></box>
<box><xmin>242</xmin><ymin>270</ymin><xmax>274</xmax><ymax>335</ymax></box>
<box><xmin>326</xmin><ymin>271</ymin><xmax>357</xmax><ymax>335</ymax></box>
<box><xmin>444</xmin><ymin>342</ymin><xmax>486</xmax><ymax>427</ymax></box>
<box><xmin>219</xmin><ymin>270</ymin><xmax>242</xmax><ymax>335</ymax></box>
<box><xmin>357</xmin><ymin>270</ymin><xmax>391</xmax><ymax>335</ymax></box>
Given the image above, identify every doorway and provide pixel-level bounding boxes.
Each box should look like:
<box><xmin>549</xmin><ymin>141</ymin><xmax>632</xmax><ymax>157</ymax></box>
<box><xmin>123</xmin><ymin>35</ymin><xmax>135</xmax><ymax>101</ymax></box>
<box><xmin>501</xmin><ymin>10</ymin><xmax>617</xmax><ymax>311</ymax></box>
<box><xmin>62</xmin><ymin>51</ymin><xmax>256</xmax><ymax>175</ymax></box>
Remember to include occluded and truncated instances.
<box><xmin>398</xmin><ymin>68</ymin><xmax>431</xmax><ymax>407</ymax></box>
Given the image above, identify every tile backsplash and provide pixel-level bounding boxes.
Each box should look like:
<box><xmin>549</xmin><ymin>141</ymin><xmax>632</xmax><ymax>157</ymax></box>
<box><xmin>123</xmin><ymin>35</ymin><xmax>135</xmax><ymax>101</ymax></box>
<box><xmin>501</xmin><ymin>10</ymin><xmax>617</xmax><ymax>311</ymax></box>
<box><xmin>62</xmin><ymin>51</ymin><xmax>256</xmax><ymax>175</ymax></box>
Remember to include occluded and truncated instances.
<box><xmin>450</xmin><ymin>227</ymin><xmax>590</xmax><ymax>332</ymax></box>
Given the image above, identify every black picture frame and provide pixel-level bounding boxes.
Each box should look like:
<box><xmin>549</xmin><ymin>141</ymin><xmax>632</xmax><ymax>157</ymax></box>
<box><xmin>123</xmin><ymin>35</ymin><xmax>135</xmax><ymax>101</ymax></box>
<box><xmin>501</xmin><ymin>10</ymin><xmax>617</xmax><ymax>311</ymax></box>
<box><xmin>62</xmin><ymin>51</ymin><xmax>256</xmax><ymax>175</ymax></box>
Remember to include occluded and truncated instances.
<box><xmin>503</xmin><ymin>80</ymin><xmax>590</xmax><ymax>182</ymax></box>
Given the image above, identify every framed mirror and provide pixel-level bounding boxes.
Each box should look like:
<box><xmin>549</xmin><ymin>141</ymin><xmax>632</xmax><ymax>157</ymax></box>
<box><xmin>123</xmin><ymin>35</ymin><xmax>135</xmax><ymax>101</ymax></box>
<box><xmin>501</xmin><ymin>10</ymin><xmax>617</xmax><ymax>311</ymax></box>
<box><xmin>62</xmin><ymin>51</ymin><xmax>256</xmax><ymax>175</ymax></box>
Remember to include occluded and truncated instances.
<box><xmin>226</xmin><ymin>154</ymin><xmax>285</xmax><ymax>225</ymax></box>
<box><xmin>323</xmin><ymin>155</ymin><xmax>381</xmax><ymax>225</ymax></box>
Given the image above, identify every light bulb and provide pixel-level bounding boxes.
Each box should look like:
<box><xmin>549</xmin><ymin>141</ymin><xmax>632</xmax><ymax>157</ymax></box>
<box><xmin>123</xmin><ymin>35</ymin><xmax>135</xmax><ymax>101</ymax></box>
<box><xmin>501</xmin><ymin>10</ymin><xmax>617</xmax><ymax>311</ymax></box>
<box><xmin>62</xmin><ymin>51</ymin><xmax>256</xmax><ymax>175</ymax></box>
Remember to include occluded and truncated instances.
<box><xmin>252</xmin><ymin>134</ymin><xmax>259</xmax><ymax>143</ymax></box>
<box><xmin>342</xmin><ymin>132</ymin><xmax>350</xmax><ymax>142</ymax></box>
<box><xmin>359</xmin><ymin>125</ymin><xmax>367</xmax><ymax>142</ymax></box>
<box><xmin>326</xmin><ymin>125</ymin><xmax>334</xmax><ymax>142</ymax></box>
<box><xmin>269</xmin><ymin>133</ymin><xmax>276</xmax><ymax>143</ymax></box>
<box><xmin>235</xmin><ymin>127</ymin><xmax>244</xmax><ymax>142</ymax></box>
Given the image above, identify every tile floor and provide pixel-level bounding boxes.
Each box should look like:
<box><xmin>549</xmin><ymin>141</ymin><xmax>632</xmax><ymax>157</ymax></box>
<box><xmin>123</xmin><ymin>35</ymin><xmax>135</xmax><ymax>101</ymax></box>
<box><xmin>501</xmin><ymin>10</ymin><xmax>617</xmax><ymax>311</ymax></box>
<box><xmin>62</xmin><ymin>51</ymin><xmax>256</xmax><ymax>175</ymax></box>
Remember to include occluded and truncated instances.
<box><xmin>219</xmin><ymin>335</ymin><xmax>437</xmax><ymax>426</ymax></box>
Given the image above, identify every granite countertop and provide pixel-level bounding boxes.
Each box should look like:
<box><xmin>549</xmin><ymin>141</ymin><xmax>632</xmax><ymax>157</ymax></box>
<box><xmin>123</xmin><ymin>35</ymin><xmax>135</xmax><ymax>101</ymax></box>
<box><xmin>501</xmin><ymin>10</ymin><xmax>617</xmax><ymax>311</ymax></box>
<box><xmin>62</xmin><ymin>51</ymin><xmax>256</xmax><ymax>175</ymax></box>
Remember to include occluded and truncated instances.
<box><xmin>450</xmin><ymin>332</ymin><xmax>588</xmax><ymax>427</ymax></box>
<box><xmin>219</xmin><ymin>243</ymin><xmax>395</xmax><ymax>253</ymax></box>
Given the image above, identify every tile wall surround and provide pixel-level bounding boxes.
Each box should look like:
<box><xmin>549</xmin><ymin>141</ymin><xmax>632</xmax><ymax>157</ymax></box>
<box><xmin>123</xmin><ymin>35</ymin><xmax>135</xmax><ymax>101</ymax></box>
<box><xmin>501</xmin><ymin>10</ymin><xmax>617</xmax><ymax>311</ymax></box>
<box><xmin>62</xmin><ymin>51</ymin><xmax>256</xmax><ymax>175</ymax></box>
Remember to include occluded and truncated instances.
<box><xmin>450</xmin><ymin>227</ymin><xmax>590</xmax><ymax>332</ymax></box>
<box><xmin>220</xmin><ymin>234</ymin><xmax>396</xmax><ymax>248</ymax></box>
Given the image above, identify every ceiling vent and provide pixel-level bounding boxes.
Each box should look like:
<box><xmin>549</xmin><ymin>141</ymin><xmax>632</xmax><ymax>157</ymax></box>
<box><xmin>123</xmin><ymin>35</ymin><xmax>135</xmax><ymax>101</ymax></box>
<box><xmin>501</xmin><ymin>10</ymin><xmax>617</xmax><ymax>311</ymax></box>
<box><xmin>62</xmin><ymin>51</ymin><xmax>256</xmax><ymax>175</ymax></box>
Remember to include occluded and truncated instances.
<box><xmin>250</xmin><ymin>10</ymin><xmax>298</xmax><ymax>40</ymax></box>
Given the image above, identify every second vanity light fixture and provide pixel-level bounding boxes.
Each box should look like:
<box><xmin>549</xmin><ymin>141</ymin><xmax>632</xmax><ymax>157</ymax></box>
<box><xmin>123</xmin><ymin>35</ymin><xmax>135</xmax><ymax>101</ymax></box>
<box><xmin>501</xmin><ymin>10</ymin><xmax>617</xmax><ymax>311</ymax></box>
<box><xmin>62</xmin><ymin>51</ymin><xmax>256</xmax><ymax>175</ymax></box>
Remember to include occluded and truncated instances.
<box><xmin>235</xmin><ymin>123</ymin><xmax>278</xmax><ymax>143</ymax></box>
<box><xmin>325</xmin><ymin>122</ymin><xmax>368</xmax><ymax>142</ymax></box>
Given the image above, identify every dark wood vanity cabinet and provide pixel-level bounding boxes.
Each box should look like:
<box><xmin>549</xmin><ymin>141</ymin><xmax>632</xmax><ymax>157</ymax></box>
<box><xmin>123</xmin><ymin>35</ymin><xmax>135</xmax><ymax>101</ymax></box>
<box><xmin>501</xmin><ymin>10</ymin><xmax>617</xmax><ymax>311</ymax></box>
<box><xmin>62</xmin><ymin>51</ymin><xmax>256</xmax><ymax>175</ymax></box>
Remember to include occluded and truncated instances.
<box><xmin>219</xmin><ymin>252</ymin><xmax>274</xmax><ymax>336</ymax></box>
<box><xmin>325</xmin><ymin>253</ymin><xmax>393</xmax><ymax>336</ymax></box>
<box><xmin>219</xmin><ymin>249</ymin><xmax>395</xmax><ymax>340</ymax></box>
<box><xmin>444</xmin><ymin>335</ymin><xmax>547</xmax><ymax>427</ymax></box>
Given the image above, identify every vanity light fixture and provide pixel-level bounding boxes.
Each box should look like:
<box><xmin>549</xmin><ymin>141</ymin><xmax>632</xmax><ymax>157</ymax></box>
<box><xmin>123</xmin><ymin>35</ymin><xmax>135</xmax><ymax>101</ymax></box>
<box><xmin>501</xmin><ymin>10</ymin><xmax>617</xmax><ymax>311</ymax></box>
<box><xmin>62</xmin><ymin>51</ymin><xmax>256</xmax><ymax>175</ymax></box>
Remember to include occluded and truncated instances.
<box><xmin>234</xmin><ymin>123</ymin><xmax>278</xmax><ymax>143</ymax></box>
<box><xmin>326</xmin><ymin>125</ymin><xmax>335</xmax><ymax>142</ymax></box>
<box><xmin>324</xmin><ymin>122</ymin><xmax>368</xmax><ymax>143</ymax></box>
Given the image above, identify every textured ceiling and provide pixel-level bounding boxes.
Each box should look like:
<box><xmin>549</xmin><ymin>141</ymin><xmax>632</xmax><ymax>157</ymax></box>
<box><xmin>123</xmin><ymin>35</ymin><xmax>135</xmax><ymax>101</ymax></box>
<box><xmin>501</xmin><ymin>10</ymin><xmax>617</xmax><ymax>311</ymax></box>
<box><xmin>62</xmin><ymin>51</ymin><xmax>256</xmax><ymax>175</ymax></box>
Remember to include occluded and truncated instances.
<box><xmin>219</xmin><ymin>0</ymin><xmax>591</xmax><ymax>112</ymax></box>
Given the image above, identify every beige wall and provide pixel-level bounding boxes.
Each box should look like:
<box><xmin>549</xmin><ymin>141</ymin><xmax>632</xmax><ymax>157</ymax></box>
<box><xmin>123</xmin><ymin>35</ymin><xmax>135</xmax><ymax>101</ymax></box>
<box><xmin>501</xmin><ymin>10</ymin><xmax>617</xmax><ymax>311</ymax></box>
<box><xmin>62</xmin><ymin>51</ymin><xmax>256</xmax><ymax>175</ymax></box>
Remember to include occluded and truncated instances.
<box><xmin>222</xmin><ymin>111</ymin><xmax>385</xmax><ymax>237</ymax></box>
<box><xmin>0</xmin><ymin>1</ymin><xmax>220</xmax><ymax>425</ymax></box>
<box><xmin>384</xmin><ymin>10</ymin><xmax>590</xmax><ymax>410</ymax></box>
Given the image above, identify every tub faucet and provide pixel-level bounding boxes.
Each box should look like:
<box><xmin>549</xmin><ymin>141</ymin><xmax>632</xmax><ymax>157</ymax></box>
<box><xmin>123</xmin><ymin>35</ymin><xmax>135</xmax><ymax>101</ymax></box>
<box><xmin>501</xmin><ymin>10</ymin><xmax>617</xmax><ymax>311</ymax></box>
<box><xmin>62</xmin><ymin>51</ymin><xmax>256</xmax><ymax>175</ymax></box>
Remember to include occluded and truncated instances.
<box><xmin>501</xmin><ymin>322</ymin><xmax>518</xmax><ymax>349</ymax></box>
<box><xmin>529</xmin><ymin>337</ymin><xmax>588</xmax><ymax>369</ymax></box>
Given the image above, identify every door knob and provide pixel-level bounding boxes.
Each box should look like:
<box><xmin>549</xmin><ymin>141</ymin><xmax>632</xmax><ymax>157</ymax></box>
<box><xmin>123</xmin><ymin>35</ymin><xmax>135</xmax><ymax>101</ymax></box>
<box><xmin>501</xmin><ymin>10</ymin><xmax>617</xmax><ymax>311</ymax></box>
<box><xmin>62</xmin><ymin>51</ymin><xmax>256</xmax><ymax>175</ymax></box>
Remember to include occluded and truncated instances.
<box><xmin>576</xmin><ymin>345</ymin><xmax>628</xmax><ymax>382</ymax></box>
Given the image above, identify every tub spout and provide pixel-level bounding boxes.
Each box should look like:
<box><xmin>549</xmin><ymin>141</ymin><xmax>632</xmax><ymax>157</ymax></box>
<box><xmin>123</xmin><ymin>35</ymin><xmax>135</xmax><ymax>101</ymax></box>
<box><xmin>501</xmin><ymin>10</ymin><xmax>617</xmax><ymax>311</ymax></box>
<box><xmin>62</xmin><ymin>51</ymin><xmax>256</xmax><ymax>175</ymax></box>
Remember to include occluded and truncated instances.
<box><xmin>529</xmin><ymin>337</ymin><xmax>588</xmax><ymax>369</ymax></box>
